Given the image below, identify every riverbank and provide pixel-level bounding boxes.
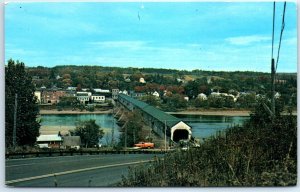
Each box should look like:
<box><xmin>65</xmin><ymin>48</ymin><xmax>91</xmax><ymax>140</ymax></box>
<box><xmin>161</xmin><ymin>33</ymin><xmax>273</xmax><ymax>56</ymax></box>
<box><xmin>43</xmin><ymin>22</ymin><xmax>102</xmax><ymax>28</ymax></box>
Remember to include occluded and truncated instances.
<box><xmin>168</xmin><ymin>110</ymin><xmax>251</xmax><ymax>116</ymax></box>
<box><xmin>39</xmin><ymin>109</ymin><xmax>113</xmax><ymax>115</ymax></box>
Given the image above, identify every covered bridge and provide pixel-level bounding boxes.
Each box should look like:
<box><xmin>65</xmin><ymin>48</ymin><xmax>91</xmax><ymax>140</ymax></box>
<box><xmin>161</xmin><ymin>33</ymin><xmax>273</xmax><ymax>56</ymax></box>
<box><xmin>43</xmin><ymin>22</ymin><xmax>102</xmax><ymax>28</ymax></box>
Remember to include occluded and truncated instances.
<box><xmin>118</xmin><ymin>94</ymin><xmax>192</xmax><ymax>142</ymax></box>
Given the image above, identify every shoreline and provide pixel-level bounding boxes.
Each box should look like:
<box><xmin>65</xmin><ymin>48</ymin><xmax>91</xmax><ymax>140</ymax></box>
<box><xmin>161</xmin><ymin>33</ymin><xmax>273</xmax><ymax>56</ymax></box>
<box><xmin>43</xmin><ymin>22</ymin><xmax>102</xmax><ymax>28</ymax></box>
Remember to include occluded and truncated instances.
<box><xmin>39</xmin><ymin>109</ymin><xmax>113</xmax><ymax>115</ymax></box>
<box><xmin>168</xmin><ymin>110</ymin><xmax>251</xmax><ymax>116</ymax></box>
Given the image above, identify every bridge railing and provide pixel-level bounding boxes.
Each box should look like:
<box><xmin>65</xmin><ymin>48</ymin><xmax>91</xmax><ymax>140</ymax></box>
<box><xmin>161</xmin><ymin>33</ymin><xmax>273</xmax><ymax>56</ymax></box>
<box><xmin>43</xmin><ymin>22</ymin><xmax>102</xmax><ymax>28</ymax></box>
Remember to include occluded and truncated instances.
<box><xmin>5</xmin><ymin>149</ymin><xmax>167</xmax><ymax>159</ymax></box>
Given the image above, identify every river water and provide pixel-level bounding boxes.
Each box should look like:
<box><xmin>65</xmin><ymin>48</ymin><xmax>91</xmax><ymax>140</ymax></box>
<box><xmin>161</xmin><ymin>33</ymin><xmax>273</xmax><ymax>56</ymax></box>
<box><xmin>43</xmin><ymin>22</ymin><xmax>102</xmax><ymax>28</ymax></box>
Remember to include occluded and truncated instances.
<box><xmin>40</xmin><ymin>114</ymin><xmax>249</xmax><ymax>144</ymax></box>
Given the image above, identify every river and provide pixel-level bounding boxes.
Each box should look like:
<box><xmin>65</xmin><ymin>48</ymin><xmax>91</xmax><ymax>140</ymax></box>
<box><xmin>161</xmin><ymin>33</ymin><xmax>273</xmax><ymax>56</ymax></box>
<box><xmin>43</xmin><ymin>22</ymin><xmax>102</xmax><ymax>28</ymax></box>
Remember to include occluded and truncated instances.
<box><xmin>40</xmin><ymin>114</ymin><xmax>249</xmax><ymax>144</ymax></box>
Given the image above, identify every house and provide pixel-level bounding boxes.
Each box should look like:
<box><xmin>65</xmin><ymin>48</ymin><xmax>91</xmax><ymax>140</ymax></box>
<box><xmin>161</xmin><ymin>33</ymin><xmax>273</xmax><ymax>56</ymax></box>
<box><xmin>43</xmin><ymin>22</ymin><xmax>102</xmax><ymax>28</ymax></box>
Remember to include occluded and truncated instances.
<box><xmin>76</xmin><ymin>92</ymin><xmax>91</xmax><ymax>104</ymax></box>
<box><xmin>94</xmin><ymin>89</ymin><xmax>110</xmax><ymax>93</ymax></box>
<box><xmin>36</xmin><ymin>134</ymin><xmax>63</xmax><ymax>149</ymax></box>
<box><xmin>67</xmin><ymin>87</ymin><xmax>77</xmax><ymax>91</ymax></box>
<box><xmin>62</xmin><ymin>136</ymin><xmax>81</xmax><ymax>149</ymax></box>
<box><xmin>130</xmin><ymin>91</ymin><xmax>146</xmax><ymax>98</ymax></box>
<box><xmin>176</xmin><ymin>78</ymin><xmax>185</xmax><ymax>83</ymax></box>
<box><xmin>152</xmin><ymin>91</ymin><xmax>160</xmax><ymax>98</ymax></box>
<box><xmin>34</xmin><ymin>91</ymin><xmax>42</xmax><ymax>103</ymax></box>
<box><xmin>91</xmin><ymin>94</ymin><xmax>105</xmax><ymax>103</ymax></box>
<box><xmin>125</xmin><ymin>78</ymin><xmax>131</xmax><ymax>83</ymax></box>
<box><xmin>275</xmin><ymin>92</ymin><xmax>281</xmax><ymax>99</ymax></box>
<box><xmin>197</xmin><ymin>93</ymin><xmax>207</xmax><ymax>100</ymax></box>
<box><xmin>139</xmin><ymin>77</ymin><xmax>146</xmax><ymax>83</ymax></box>
<box><xmin>121</xmin><ymin>90</ymin><xmax>128</xmax><ymax>95</ymax></box>
<box><xmin>184</xmin><ymin>96</ymin><xmax>189</xmax><ymax>101</ymax></box>
<box><xmin>112</xmin><ymin>89</ymin><xmax>119</xmax><ymax>100</ymax></box>
<box><xmin>41</xmin><ymin>87</ymin><xmax>66</xmax><ymax>104</ymax></box>
<box><xmin>210</xmin><ymin>92</ymin><xmax>221</xmax><ymax>97</ymax></box>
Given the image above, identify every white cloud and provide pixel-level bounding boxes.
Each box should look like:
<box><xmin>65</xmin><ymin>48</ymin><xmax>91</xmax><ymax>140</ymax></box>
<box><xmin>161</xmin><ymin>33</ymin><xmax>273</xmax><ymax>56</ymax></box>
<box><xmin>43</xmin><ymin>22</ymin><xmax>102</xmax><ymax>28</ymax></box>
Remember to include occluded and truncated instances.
<box><xmin>225</xmin><ymin>35</ymin><xmax>271</xmax><ymax>46</ymax></box>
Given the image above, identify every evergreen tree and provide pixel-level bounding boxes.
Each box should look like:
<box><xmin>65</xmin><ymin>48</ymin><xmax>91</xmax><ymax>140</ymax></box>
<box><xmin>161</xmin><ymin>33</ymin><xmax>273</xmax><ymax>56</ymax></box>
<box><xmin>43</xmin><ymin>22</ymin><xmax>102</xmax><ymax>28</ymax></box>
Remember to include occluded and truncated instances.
<box><xmin>5</xmin><ymin>59</ymin><xmax>40</xmax><ymax>147</ymax></box>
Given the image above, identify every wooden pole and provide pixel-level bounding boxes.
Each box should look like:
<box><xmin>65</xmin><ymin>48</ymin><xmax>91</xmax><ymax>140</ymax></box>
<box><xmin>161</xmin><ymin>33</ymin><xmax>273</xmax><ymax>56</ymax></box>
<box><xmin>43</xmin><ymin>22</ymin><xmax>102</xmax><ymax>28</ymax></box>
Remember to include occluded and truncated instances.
<box><xmin>13</xmin><ymin>93</ymin><xmax>18</xmax><ymax>148</ymax></box>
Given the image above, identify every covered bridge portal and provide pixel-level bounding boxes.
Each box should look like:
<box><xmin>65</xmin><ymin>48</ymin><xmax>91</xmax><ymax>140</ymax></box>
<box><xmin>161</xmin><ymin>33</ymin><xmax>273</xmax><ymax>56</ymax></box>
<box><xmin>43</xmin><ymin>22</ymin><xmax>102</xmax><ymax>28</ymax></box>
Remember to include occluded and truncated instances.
<box><xmin>118</xmin><ymin>94</ymin><xmax>192</xmax><ymax>142</ymax></box>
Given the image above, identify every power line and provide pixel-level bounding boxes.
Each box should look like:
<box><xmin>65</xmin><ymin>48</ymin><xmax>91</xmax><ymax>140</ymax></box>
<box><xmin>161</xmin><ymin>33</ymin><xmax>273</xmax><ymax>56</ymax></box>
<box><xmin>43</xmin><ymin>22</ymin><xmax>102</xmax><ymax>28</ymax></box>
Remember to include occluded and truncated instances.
<box><xmin>275</xmin><ymin>1</ymin><xmax>287</xmax><ymax>72</ymax></box>
<box><xmin>271</xmin><ymin>1</ymin><xmax>276</xmax><ymax>59</ymax></box>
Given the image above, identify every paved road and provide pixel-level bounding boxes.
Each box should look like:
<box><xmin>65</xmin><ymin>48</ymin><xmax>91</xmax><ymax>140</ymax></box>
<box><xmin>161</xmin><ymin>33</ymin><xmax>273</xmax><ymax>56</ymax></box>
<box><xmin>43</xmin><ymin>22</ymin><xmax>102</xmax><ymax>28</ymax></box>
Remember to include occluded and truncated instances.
<box><xmin>6</xmin><ymin>154</ymin><xmax>162</xmax><ymax>187</ymax></box>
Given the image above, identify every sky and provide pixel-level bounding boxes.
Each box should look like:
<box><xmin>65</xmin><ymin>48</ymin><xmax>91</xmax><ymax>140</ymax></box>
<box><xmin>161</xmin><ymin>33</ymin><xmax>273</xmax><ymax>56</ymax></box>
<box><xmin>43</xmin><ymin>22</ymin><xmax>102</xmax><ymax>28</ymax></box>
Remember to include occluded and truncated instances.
<box><xmin>4</xmin><ymin>1</ymin><xmax>298</xmax><ymax>72</ymax></box>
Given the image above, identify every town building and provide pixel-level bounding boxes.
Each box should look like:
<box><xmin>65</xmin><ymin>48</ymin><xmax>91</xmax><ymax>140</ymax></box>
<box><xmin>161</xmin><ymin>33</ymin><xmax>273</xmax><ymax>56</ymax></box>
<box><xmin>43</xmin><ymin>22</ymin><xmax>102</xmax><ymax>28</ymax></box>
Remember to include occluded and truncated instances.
<box><xmin>76</xmin><ymin>92</ymin><xmax>91</xmax><ymax>104</ymax></box>
<box><xmin>36</xmin><ymin>134</ymin><xmax>63</xmax><ymax>148</ymax></box>
<box><xmin>34</xmin><ymin>91</ymin><xmax>41</xmax><ymax>103</ymax></box>
<box><xmin>91</xmin><ymin>94</ymin><xmax>105</xmax><ymax>103</ymax></box>
<box><xmin>152</xmin><ymin>91</ymin><xmax>160</xmax><ymax>98</ymax></box>
<box><xmin>197</xmin><ymin>93</ymin><xmax>207</xmax><ymax>100</ymax></box>
<box><xmin>112</xmin><ymin>89</ymin><xmax>120</xmax><ymax>100</ymax></box>
<box><xmin>139</xmin><ymin>77</ymin><xmax>146</xmax><ymax>84</ymax></box>
<box><xmin>40</xmin><ymin>87</ymin><xmax>66</xmax><ymax>104</ymax></box>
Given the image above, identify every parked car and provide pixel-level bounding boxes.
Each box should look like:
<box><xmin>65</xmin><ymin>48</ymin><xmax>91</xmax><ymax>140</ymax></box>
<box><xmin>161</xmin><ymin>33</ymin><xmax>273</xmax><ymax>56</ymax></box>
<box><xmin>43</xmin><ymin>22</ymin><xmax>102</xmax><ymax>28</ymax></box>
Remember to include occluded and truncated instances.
<box><xmin>134</xmin><ymin>142</ymin><xmax>154</xmax><ymax>149</ymax></box>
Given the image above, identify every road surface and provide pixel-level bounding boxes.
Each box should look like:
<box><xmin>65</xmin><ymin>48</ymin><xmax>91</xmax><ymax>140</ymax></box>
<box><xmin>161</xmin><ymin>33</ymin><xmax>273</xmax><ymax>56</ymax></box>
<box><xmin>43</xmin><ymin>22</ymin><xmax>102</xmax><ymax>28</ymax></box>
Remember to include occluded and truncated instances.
<box><xmin>6</xmin><ymin>153</ymin><xmax>162</xmax><ymax>187</ymax></box>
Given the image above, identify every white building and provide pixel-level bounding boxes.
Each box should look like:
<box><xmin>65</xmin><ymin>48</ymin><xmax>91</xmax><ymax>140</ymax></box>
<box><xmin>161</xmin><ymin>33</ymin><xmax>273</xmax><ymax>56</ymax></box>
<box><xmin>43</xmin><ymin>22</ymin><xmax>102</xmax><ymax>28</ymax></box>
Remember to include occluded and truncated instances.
<box><xmin>152</xmin><ymin>91</ymin><xmax>160</xmax><ymax>98</ymax></box>
<box><xmin>76</xmin><ymin>92</ymin><xmax>91</xmax><ymax>104</ymax></box>
<box><xmin>34</xmin><ymin>91</ymin><xmax>41</xmax><ymax>103</ymax></box>
<box><xmin>91</xmin><ymin>95</ymin><xmax>105</xmax><ymax>103</ymax></box>
<box><xmin>139</xmin><ymin>77</ymin><xmax>146</xmax><ymax>83</ymax></box>
<box><xmin>94</xmin><ymin>89</ymin><xmax>110</xmax><ymax>93</ymax></box>
<box><xmin>197</xmin><ymin>93</ymin><xmax>207</xmax><ymax>100</ymax></box>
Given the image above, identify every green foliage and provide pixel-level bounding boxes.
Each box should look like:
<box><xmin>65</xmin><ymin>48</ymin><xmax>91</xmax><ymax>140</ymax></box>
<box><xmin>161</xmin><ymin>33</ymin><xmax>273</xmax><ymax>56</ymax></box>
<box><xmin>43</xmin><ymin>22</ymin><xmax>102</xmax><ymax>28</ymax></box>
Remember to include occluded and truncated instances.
<box><xmin>207</xmin><ymin>95</ymin><xmax>225</xmax><ymax>108</ymax></box>
<box><xmin>120</xmin><ymin>102</ymin><xmax>297</xmax><ymax>186</ymax></box>
<box><xmin>118</xmin><ymin>111</ymin><xmax>144</xmax><ymax>148</ymax></box>
<box><xmin>71</xmin><ymin>120</ymin><xmax>104</xmax><ymax>148</ymax></box>
<box><xmin>57</xmin><ymin>96</ymin><xmax>79</xmax><ymax>110</ymax></box>
<box><xmin>162</xmin><ymin>94</ymin><xmax>187</xmax><ymax>111</ymax></box>
<box><xmin>141</xmin><ymin>95</ymin><xmax>159</xmax><ymax>107</ymax></box>
<box><xmin>193</xmin><ymin>98</ymin><xmax>208</xmax><ymax>108</ymax></box>
<box><xmin>5</xmin><ymin>59</ymin><xmax>40</xmax><ymax>147</ymax></box>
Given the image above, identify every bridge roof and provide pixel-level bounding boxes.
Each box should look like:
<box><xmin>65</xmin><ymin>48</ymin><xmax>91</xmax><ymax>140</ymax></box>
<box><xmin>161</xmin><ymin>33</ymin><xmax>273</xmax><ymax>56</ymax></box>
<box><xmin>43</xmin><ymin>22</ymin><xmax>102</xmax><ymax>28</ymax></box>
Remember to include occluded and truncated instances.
<box><xmin>119</xmin><ymin>94</ymin><xmax>149</xmax><ymax>109</ymax></box>
<box><xmin>143</xmin><ymin>105</ymin><xmax>181</xmax><ymax>127</ymax></box>
<box><xmin>119</xmin><ymin>94</ymin><xmax>181</xmax><ymax>127</ymax></box>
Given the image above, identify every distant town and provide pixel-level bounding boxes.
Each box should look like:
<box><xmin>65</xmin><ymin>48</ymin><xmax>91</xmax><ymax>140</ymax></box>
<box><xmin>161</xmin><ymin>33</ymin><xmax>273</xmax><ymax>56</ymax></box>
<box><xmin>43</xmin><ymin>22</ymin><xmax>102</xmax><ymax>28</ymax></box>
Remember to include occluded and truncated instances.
<box><xmin>30</xmin><ymin>65</ymin><xmax>296</xmax><ymax>113</ymax></box>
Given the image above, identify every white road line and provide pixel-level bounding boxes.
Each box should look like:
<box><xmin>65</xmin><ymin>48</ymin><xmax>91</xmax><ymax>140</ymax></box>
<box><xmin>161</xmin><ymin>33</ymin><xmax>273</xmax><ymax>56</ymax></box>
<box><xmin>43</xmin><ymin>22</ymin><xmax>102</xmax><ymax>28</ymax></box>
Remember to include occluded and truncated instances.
<box><xmin>6</xmin><ymin>157</ymin><xmax>107</xmax><ymax>168</ymax></box>
<box><xmin>6</xmin><ymin>163</ymin><xmax>37</xmax><ymax>168</ymax></box>
<box><xmin>6</xmin><ymin>160</ymin><xmax>153</xmax><ymax>185</ymax></box>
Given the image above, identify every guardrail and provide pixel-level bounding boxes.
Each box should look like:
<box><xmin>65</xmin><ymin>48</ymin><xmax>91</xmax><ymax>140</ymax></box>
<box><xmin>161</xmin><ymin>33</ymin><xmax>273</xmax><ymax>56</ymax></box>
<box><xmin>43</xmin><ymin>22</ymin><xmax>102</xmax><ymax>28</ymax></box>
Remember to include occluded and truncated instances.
<box><xmin>5</xmin><ymin>149</ymin><xmax>168</xmax><ymax>159</ymax></box>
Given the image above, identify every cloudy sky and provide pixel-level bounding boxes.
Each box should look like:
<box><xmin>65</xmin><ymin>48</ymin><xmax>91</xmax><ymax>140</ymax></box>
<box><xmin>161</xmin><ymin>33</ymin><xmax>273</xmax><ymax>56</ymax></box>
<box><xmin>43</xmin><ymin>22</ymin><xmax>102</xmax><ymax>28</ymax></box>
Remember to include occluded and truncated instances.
<box><xmin>4</xmin><ymin>1</ymin><xmax>297</xmax><ymax>72</ymax></box>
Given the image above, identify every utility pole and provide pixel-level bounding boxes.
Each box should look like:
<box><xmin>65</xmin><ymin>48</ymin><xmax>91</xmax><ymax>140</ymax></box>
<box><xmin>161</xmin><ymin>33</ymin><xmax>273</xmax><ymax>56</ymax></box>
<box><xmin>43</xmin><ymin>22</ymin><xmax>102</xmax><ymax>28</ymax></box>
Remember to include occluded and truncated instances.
<box><xmin>13</xmin><ymin>93</ymin><xmax>18</xmax><ymax>148</ymax></box>
<box><xmin>164</xmin><ymin>120</ymin><xmax>167</xmax><ymax>152</ymax></box>
<box><xmin>124</xmin><ymin>125</ymin><xmax>127</xmax><ymax>149</ymax></box>
<box><xmin>271</xmin><ymin>58</ymin><xmax>276</xmax><ymax>116</ymax></box>
<box><xmin>111</xmin><ymin>118</ymin><xmax>115</xmax><ymax>147</ymax></box>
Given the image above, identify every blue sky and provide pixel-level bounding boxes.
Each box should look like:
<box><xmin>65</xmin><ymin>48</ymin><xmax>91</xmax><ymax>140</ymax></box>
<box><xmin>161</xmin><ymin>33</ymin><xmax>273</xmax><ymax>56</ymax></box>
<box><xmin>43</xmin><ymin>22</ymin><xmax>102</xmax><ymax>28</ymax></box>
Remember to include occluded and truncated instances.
<box><xmin>4</xmin><ymin>1</ymin><xmax>297</xmax><ymax>72</ymax></box>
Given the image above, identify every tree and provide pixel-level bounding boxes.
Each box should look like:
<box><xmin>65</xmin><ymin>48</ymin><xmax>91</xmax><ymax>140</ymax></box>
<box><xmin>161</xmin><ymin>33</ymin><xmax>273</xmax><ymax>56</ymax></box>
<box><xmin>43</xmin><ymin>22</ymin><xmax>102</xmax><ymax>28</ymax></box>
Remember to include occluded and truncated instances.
<box><xmin>5</xmin><ymin>59</ymin><xmax>40</xmax><ymax>147</ymax></box>
<box><xmin>141</xmin><ymin>95</ymin><xmax>159</xmax><ymax>106</ymax></box>
<box><xmin>71</xmin><ymin>120</ymin><xmax>104</xmax><ymax>148</ymax></box>
<box><xmin>119</xmin><ymin>111</ymin><xmax>144</xmax><ymax>148</ymax></box>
